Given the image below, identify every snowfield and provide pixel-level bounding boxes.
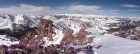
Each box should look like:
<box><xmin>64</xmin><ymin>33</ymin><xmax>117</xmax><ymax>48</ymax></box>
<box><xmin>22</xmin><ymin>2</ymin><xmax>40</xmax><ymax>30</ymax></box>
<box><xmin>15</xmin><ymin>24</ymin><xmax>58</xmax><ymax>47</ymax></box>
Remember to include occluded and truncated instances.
<box><xmin>94</xmin><ymin>34</ymin><xmax>140</xmax><ymax>54</ymax></box>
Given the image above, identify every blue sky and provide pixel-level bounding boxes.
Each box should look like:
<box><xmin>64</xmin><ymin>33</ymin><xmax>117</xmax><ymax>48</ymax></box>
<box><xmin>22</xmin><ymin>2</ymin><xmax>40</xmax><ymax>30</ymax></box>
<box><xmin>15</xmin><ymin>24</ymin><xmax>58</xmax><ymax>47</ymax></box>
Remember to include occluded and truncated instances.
<box><xmin>0</xmin><ymin>0</ymin><xmax>140</xmax><ymax>17</ymax></box>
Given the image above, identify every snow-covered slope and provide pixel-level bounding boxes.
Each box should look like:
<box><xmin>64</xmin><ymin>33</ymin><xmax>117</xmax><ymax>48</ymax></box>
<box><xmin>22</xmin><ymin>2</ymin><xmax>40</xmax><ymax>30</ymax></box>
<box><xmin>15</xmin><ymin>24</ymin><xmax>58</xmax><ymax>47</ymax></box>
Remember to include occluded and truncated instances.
<box><xmin>0</xmin><ymin>14</ymin><xmax>140</xmax><ymax>54</ymax></box>
<box><xmin>0</xmin><ymin>35</ymin><xmax>19</xmax><ymax>46</ymax></box>
<box><xmin>94</xmin><ymin>34</ymin><xmax>140</xmax><ymax>54</ymax></box>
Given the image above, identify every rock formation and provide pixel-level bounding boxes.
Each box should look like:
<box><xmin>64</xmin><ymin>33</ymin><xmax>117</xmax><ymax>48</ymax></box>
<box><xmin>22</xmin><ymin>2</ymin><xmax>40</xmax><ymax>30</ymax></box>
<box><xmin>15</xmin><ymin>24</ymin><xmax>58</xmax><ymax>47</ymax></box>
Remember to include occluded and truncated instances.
<box><xmin>19</xmin><ymin>20</ymin><xmax>56</xmax><ymax>48</ymax></box>
<box><xmin>61</xmin><ymin>28</ymin><xmax>94</xmax><ymax>46</ymax></box>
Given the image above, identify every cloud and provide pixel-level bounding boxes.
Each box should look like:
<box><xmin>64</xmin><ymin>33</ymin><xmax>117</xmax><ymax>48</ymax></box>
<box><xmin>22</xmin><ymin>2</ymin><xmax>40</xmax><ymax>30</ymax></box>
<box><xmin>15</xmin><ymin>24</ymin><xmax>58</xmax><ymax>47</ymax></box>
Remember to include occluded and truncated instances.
<box><xmin>0</xmin><ymin>4</ymin><xmax>107</xmax><ymax>15</ymax></box>
<box><xmin>0</xmin><ymin>4</ymin><xmax>120</xmax><ymax>16</ymax></box>
<box><xmin>0</xmin><ymin>4</ymin><xmax>53</xmax><ymax>14</ymax></box>
<box><xmin>58</xmin><ymin>5</ymin><xmax>106</xmax><ymax>14</ymax></box>
<box><xmin>120</xmin><ymin>4</ymin><xmax>140</xmax><ymax>8</ymax></box>
<box><xmin>108</xmin><ymin>10</ymin><xmax>120</xmax><ymax>11</ymax></box>
<box><xmin>128</xmin><ymin>10</ymin><xmax>140</xmax><ymax>11</ymax></box>
<box><xmin>108</xmin><ymin>12</ymin><xmax>119</xmax><ymax>14</ymax></box>
<box><xmin>58</xmin><ymin>5</ymin><xmax>105</xmax><ymax>14</ymax></box>
<box><xmin>67</xmin><ymin>5</ymin><xmax>105</xmax><ymax>14</ymax></box>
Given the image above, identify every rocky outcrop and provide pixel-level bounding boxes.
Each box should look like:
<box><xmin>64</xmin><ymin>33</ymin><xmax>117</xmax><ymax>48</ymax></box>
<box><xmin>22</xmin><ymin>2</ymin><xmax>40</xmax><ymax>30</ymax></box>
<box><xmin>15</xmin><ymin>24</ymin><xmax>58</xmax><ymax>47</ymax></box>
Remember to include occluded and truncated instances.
<box><xmin>19</xmin><ymin>20</ymin><xmax>56</xmax><ymax>48</ymax></box>
<box><xmin>0</xmin><ymin>44</ymin><xmax>89</xmax><ymax>54</ymax></box>
<box><xmin>61</xmin><ymin>28</ymin><xmax>94</xmax><ymax>46</ymax></box>
<box><xmin>36</xmin><ymin>20</ymin><xmax>55</xmax><ymax>41</ymax></box>
<box><xmin>60</xmin><ymin>28</ymin><xmax>74</xmax><ymax>45</ymax></box>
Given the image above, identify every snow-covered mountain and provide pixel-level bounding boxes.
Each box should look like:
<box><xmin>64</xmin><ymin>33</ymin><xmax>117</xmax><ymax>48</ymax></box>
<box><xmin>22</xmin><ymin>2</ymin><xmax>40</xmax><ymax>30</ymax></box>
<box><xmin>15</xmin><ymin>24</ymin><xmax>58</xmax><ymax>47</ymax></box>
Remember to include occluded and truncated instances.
<box><xmin>0</xmin><ymin>13</ymin><xmax>140</xmax><ymax>54</ymax></box>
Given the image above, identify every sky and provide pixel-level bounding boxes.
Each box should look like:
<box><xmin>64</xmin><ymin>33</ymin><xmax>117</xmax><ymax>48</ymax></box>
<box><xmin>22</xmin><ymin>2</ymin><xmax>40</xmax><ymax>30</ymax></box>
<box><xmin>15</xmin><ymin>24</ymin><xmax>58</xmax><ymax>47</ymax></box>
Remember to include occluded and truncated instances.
<box><xmin>0</xmin><ymin>0</ymin><xmax>140</xmax><ymax>17</ymax></box>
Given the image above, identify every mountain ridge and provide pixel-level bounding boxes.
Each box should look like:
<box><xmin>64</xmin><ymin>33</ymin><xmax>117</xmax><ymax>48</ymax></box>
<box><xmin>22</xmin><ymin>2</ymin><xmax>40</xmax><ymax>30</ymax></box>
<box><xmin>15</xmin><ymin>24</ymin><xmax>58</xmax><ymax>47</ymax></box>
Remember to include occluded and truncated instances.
<box><xmin>1</xmin><ymin>13</ymin><xmax>140</xmax><ymax>54</ymax></box>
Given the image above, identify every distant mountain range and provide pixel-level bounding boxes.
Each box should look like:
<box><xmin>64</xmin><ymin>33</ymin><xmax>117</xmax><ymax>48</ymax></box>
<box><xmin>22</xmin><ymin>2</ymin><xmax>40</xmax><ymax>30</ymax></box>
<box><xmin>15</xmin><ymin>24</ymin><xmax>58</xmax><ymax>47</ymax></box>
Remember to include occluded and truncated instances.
<box><xmin>0</xmin><ymin>14</ymin><xmax>140</xmax><ymax>54</ymax></box>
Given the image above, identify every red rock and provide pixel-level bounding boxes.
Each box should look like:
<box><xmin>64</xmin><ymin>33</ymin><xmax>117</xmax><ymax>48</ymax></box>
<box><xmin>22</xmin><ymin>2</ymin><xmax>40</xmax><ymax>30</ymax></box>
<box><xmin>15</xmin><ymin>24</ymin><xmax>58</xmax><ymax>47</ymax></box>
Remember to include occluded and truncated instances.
<box><xmin>19</xmin><ymin>38</ymin><xmax>29</xmax><ymax>46</ymax></box>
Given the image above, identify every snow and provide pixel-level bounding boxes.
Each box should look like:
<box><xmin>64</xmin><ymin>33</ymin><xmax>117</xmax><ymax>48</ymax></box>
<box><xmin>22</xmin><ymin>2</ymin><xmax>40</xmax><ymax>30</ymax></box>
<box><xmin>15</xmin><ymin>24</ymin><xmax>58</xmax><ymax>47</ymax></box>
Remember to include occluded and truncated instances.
<box><xmin>53</xmin><ymin>28</ymin><xmax>64</xmax><ymax>44</ymax></box>
<box><xmin>43</xmin><ymin>37</ymin><xmax>53</xmax><ymax>46</ymax></box>
<box><xmin>94</xmin><ymin>34</ymin><xmax>140</xmax><ymax>54</ymax></box>
<box><xmin>70</xmin><ymin>24</ymin><xmax>81</xmax><ymax>35</ymax></box>
<box><xmin>69</xmin><ymin>43</ymin><xmax>87</xmax><ymax>49</ymax></box>
<box><xmin>0</xmin><ymin>35</ymin><xmax>19</xmax><ymax>46</ymax></box>
<box><xmin>43</xmin><ymin>28</ymin><xmax>64</xmax><ymax>46</ymax></box>
<box><xmin>86</xmin><ymin>28</ymin><xmax>101</xmax><ymax>36</ymax></box>
<box><xmin>1</xmin><ymin>14</ymin><xmax>140</xmax><ymax>54</ymax></box>
<box><xmin>68</xmin><ymin>34</ymin><xmax>140</xmax><ymax>54</ymax></box>
<box><xmin>77</xmin><ymin>51</ymin><xmax>86</xmax><ymax>54</ymax></box>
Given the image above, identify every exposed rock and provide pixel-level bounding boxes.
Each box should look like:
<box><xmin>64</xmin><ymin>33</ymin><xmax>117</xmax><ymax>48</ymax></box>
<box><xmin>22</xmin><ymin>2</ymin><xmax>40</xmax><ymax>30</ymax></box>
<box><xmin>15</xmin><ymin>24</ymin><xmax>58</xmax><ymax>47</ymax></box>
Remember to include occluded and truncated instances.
<box><xmin>0</xmin><ymin>45</ymin><xmax>8</xmax><ymax>54</ymax></box>
<box><xmin>19</xmin><ymin>20</ymin><xmax>56</xmax><ymax>48</ymax></box>
<box><xmin>0</xmin><ymin>16</ymin><xmax>98</xmax><ymax>54</ymax></box>
<box><xmin>61</xmin><ymin>28</ymin><xmax>93</xmax><ymax>45</ymax></box>
<box><xmin>60</xmin><ymin>28</ymin><xmax>73</xmax><ymax>45</ymax></box>
<box><xmin>64</xmin><ymin>28</ymin><xmax>73</xmax><ymax>37</ymax></box>
<box><xmin>36</xmin><ymin>20</ymin><xmax>55</xmax><ymax>41</ymax></box>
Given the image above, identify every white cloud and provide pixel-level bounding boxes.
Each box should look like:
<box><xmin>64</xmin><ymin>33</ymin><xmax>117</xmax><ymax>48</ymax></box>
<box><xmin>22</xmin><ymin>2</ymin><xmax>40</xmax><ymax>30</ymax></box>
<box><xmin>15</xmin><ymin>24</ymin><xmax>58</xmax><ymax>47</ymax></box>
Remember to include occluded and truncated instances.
<box><xmin>108</xmin><ymin>12</ymin><xmax>119</xmax><ymax>14</ymax></box>
<box><xmin>0</xmin><ymin>4</ymin><xmax>53</xmax><ymax>14</ymax></box>
<box><xmin>0</xmin><ymin>4</ymin><xmax>119</xmax><ymax>16</ymax></box>
<box><xmin>128</xmin><ymin>10</ymin><xmax>140</xmax><ymax>11</ymax></box>
<box><xmin>67</xmin><ymin>5</ymin><xmax>105</xmax><ymax>14</ymax></box>
<box><xmin>57</xmin><ymin>5</ymin><xmax>106</xmax><ymax>15</ymax></box>
<box><xmin>120</xmin><ymin>4</ymin><xmax>140</xmax><ymax>8</ymax></box>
